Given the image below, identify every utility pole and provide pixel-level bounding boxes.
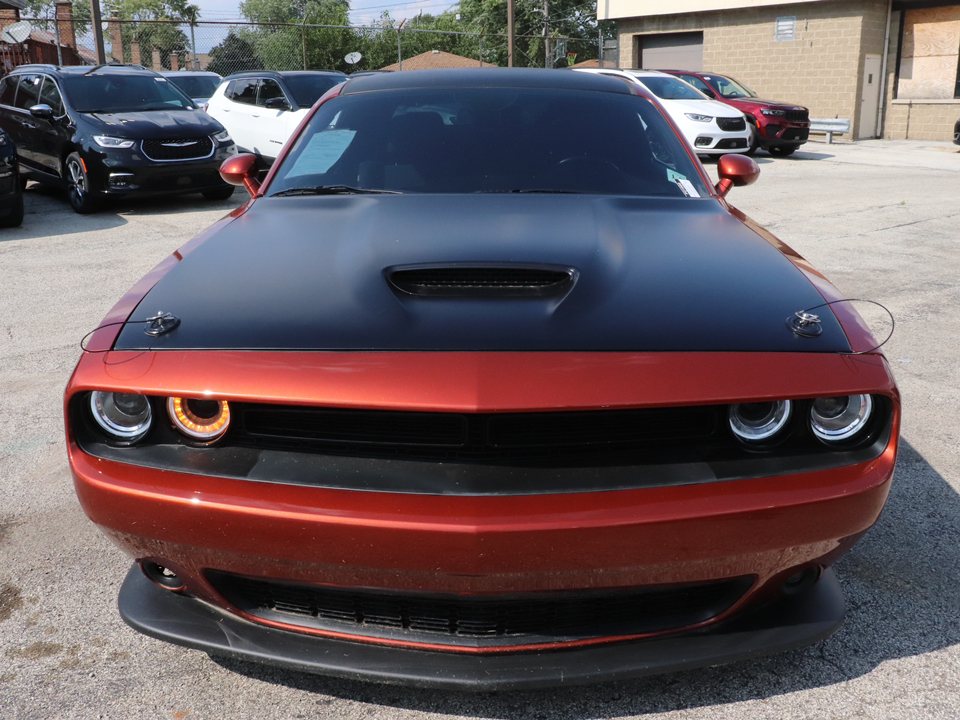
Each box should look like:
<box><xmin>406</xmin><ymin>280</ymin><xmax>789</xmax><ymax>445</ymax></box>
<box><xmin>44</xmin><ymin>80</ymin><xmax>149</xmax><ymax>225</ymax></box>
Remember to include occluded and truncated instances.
<box><xmin>89</xmin><ymin>0</ymin><xmax>106</xmax><ymax>64</ymax></box>
<box><xmin>507</xmin><ymin>0</ymin><xmax>514</xmax><ymax>67</ymax></box>
<box><xmin>397</xmin><ymin>19</ymin><xmax>405</xmax><ymax>69</ymax></box>
<box><xmin>543</xmin><ymin>0</ymin><xmax>550</xmax><ymax>68</ymax></box>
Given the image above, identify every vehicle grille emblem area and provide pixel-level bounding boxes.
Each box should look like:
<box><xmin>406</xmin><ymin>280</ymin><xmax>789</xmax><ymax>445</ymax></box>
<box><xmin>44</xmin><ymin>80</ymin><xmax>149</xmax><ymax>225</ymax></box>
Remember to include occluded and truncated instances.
<box><xmin>160</xmin><ymin>141</ymin><xmax>198</xmax><ymax>147</ymax></box>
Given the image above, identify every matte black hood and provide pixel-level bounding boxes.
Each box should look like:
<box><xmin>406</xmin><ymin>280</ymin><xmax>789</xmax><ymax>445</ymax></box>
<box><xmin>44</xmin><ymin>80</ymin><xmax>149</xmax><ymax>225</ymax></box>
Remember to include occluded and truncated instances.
<box><xmin>115</xmin><ymin>195</ymin><xmax>849</xmax><ymax>352</ymax></box>
<box><xmin>82</xmin><ymin>109</ymin><xmax>223</xmax><ymax>138</ymax></box>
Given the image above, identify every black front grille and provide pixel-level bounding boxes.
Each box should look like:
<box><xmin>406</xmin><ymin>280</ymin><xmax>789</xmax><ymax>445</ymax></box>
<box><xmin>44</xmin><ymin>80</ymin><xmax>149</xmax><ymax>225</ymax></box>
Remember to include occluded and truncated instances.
<box><xmin>237</xmin><ymin>405</ymin><xmax>720</xmax><ymax>463</ymax></box>
<box><xmin>141</xmin><ymin>136</ymin><xmax>214</xmax><ymax>161</ymax></box>
<box><xmin>717</xmin><ymin>117</ymin><xmax>746</xmax><ymax>132</ymax></box>
<box><xmin>714</xmin><ymin>138</ymin><xmax>748</xmax><ymax>149</ymax></box>
<box><xmin>389</xmin><ymin>266</ymin><xmax>573</xmax><ymax>297</ymax></box>
<box><xmin>781</xmin><ymin>129</ymin><xmax>810</xmax><ymax>142</ymax></box>
<box><xmin>209</xmin><ymin>572</ymin><xmax>752</xmax><ymax>645</ymax></box>
<box><xmin>785</xmin><ymin>109</ymin><xmax>809</xmax><ymax>123</ymax></box>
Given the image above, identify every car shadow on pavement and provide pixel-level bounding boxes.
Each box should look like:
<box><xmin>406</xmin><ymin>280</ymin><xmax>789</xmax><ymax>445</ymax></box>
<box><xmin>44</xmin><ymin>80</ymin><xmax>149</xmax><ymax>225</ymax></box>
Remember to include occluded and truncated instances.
<box><xmin>212</xmin><ymin>438</ymin><xmax>960</xmax><ymax>717</ymax></box>
<box><xmin>0</xmin><ymin>183</ymin><xmax>242</xmax><ymax>243</ymax></box>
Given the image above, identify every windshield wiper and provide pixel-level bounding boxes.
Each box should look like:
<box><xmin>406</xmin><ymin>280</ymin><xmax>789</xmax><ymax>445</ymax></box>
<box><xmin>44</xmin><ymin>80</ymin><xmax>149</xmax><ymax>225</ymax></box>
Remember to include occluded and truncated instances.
<box><xmin>476</xmin><ymin>188</ymin><xmax>580</xmax><ymax>194</ymax></box>
<box><xmin>271</xmin><ymin>185</ymin><xmax>402</xmax><ymax>197</ymax></box>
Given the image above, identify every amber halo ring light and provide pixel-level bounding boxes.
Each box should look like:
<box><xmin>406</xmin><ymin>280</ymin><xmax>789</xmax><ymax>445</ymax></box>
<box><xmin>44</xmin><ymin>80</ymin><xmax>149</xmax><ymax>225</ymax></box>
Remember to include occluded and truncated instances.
<box><xmin>167</xmin><ymin>397</ymin><xmax>231</xmax><ymax>442</ymax></box>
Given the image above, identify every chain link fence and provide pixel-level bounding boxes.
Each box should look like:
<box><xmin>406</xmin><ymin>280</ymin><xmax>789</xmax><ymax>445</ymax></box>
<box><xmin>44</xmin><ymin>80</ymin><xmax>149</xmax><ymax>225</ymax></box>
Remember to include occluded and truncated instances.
<box><xmin>1</xmin><ymin>15</ymin><xmax>607</xmax><ymax>76</ymax></box>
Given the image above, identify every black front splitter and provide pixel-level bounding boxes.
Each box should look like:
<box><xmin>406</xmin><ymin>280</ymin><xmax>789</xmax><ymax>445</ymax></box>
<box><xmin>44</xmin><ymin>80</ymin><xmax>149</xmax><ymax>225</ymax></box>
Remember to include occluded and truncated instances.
<box><xmin>117</xmin><ymin>565</ymin><xmax>845</xmax><ymax>691</ymax></box>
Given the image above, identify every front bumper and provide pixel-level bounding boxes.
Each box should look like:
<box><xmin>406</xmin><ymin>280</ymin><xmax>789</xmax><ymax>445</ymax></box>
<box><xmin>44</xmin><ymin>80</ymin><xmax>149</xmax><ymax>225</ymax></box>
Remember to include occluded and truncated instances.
<box><xmin>119</xmin><ymin>563</ymin><xmax>845</xmax><ymax>690</ymax></box>
<box><xmin>86</xmin><ymin>142</ymin><xmax>236</xmax><ymax>196</ymax></box>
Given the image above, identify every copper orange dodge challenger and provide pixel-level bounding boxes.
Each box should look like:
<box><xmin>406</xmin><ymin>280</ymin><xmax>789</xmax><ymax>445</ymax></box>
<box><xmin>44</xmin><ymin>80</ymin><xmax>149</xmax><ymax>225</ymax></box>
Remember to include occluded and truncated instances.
<box><xmin>66</xmin><ymin>69</ymin><xmax>899</xmax><ymax>690</ymax></box>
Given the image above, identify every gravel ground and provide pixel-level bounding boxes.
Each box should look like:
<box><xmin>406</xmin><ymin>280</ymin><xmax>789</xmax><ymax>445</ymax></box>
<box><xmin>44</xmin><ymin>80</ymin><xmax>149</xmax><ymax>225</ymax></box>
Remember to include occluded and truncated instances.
<box><xmin>1</xmin><ymin>139</ymin><xmax>959</xmax><ymax>719</ymax></box>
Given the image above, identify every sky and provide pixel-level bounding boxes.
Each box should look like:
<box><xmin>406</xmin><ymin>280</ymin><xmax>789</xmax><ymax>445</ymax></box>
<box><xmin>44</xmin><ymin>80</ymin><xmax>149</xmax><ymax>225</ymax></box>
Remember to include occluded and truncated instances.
<box><xmin>191</xmin><ymin>0</ymin><xmax>462</xmax><ymax>26</ymax></box>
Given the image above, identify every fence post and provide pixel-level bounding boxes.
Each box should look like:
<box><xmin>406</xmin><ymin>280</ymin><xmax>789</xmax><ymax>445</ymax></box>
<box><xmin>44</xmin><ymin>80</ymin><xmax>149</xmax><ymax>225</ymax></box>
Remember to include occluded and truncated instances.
<box><xmin>302</xmin><ymin>18</ymin><xmax>307</xmax><ymax>70</ymax></box>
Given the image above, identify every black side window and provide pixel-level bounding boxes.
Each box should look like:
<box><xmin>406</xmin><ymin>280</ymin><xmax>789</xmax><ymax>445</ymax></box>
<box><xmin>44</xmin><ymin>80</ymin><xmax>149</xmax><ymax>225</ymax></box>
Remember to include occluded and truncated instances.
<box><xmin>229</xmin><ymin>78</ymin><xmax>258</xmax><ymax>105</ymax></box>
<box><xmin>0</xmin><ymin>76</ymin><xmax>17</xmax><ymax>106</ymax></box>
<box><xmin>13</xmin><ymin>74</ymin><xmax>41</xmax><ymax>110</ymax></box>
<box><xmin>684</xmin><ymin>75</ymin><xmax>713</xmax><ymax>94</ymax></box>
<box><xmin>38</xmin><ymin>77</ymin><xmax>65</xmax><ymax>116</ymax></box>
<box><xmin>257</xmin><ymin>78</ymin><xmax>286</xmax><ymax>107</ymax></box>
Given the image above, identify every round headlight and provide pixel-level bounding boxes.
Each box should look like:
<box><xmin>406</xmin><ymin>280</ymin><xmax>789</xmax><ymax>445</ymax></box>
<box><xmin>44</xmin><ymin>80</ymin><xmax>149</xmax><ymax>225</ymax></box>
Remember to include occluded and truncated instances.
<box><xmin>90</xmin><ymin>391</ymin><xmax>152</xmax><ymax>442</ymax></box>
<box><xmin>167</xmin><ymin>397</ymin><xmax>231</xmax><ymax>442</ymax></box>
<box><xmin>810</xmin><ymin>395</ymin><xmax>873</xmax><ymax>442</ymax></box>
<box><xmin>729</xmin><ymin>400</ymin><xmax>792</xmax><ymax>442</ymax></box>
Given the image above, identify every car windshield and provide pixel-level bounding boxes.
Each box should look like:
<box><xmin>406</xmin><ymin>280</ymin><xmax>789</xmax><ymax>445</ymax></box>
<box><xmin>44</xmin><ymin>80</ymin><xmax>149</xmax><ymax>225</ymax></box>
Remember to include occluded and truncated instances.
<box><xmin>61</xmin><ymin>74</ymin><xmax>195</xmax><ymax>113</ymax></box>
<box><xmin>283</xmin><ymin>75</ymin><xmax>346</xmax><ymax>108</ymax></box>
<box><xmin>708</xmin><ymin>76</ymin><xmax>757</xmax><ymax>99</ymax></box>
<box><xmin>166</xmin><ymin>75</ymin><xmax>220</xmax><ymax>100</ymax></box>
<box><xmin>268</xmin><ymin>86</ymin><xmax>710</xmax><ymax>198</ymax></box>
<box><xmin>635</xmin><ymin>76</ymin><xmax>706</xmax><ymax>101</ymax></box>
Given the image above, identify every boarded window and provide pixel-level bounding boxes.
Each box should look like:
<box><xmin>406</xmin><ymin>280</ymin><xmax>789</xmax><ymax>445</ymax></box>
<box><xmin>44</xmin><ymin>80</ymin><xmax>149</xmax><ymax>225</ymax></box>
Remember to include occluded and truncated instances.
<box><xmin>897</xmin><ymin>6</ymin><xmax>960</xmax><ymax>99</ymax></box>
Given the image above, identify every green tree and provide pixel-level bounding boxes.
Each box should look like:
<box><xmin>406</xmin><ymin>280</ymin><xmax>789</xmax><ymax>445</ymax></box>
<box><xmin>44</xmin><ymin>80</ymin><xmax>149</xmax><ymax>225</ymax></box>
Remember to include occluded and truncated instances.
<box><xmin>106</xmin><ymin>0</ymin><xmax>200</xmax><ymax>69</ymax></box>
<box><xmin>22</xmin><ymin>0</ymin><xmax>91</xmax><ymax>36</ymax></box>
<box><xmin>206</xmin><ymin>31</ymin><xmax>263</xmax><ymax>75</ymax></box>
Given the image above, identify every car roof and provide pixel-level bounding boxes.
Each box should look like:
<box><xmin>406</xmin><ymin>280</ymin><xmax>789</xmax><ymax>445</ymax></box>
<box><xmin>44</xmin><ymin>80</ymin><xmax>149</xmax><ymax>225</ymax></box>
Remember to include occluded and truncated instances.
<box><xmin>10</xmin><ymin>63</ymin><xmax>161</xmax><ymax>78</ymax></box>
<box><xmin>160</xmin><ymin>70</ymin><xmax>221</xmax><ymax>77</ymax></box>
<box><xmin>339</xmin><ymin>67</ymin><xmax>637</xmax><ymax>96</ymax></box>
<box><xmin>223</xmin><ymin>70</ymin><xmax>346</xmax><ymax>81</ymax></box>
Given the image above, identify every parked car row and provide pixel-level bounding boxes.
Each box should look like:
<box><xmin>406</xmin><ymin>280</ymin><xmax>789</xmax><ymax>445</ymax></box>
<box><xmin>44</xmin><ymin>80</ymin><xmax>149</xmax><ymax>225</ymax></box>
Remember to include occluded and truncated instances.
<box><xmin>0</xmin><ymin>62</ymin><xmax>812</xmax><ymax>218</ymax></box>
<box><xmin>574</xmin><ymin>68</ymin><xmax>752</xmax><ymax>156</ymax></box>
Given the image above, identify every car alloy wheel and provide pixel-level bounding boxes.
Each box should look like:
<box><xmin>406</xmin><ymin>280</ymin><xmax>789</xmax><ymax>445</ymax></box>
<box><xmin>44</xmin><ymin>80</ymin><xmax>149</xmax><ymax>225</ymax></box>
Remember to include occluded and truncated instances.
<box><xmin>64</xmin><ymin>152</ymin><xmax>100</xmax><ymax>214</ymax></box>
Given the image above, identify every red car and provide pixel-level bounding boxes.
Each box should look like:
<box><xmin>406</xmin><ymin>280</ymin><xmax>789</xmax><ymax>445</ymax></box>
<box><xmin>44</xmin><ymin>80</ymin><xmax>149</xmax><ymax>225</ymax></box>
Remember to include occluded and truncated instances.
<box><xmin>66</xmin><ymin>69</ymin><xmax>898</xmax><ymax>690</ymax></box>
<box><xmin>662</xmin><ymin>70</ymin><xmax>811</xmax><ymax>156</ymax></box>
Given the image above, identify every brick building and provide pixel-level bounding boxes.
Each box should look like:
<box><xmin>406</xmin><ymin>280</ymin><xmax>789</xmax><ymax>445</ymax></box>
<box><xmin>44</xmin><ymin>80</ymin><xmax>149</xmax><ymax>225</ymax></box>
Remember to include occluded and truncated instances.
<box><xmin>598</xmin><ymin>0</ymin><xmax>960</xmax><ymax>141</ymax></box>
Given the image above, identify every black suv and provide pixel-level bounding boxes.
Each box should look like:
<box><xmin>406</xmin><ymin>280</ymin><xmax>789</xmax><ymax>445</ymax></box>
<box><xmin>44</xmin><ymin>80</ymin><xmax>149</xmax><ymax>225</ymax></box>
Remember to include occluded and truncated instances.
<box><xmin>0</xmin><ymin>64</ymin><xmax>237</xmax><ymax>213</ymax></box>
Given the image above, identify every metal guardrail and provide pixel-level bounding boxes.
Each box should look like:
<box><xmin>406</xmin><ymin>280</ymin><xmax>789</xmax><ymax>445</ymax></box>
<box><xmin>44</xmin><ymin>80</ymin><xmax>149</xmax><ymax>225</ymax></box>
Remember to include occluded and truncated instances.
<box><xmin>810</xmin><ymin>118</ymin><xmax>851</xmax><ymax>144</ymax></box>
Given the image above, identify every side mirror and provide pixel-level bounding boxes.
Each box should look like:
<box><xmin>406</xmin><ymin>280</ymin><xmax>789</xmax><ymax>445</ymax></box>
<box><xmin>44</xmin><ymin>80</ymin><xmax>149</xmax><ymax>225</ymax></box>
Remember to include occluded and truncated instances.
<box><xmin>715</xmin><ymin>154</ymin><xmax>760</xmax><ymax>197</ymax></box>
<box><xmin>219</xmin><ymin>153</ymin><xmax>261</xmax><ymax>198</ymax></box>
<box><xmin>29</xmin><ymin>103</ymin><xmax>55</xmax><ymax>120</ymax></box>
<box><xmin>264</xmin><ymin>97</ymin><xmax>290</xmax><ymax>111</ymax></box>
<box><xmin>702</xmin><ymin>87</ymin><xmax>717</xmax><ymax>99</ymax></box>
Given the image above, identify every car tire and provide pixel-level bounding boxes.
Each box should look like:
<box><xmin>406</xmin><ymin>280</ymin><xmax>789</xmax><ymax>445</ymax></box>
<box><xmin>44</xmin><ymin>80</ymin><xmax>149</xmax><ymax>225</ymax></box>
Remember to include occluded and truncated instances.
<box><xmin>769</xmin><ymin>145</ymin><xmax>799</xmax><ymax>157</ymax></box>
<box><xmin>201</xmin><ymin>185</ymin><xmax>235</xmax><ymax>201</ymax></box>
<box><xmin>0</xmin><ymin>184</ymin><xmax>23</xmax><ymax>228</ymax></box>
<box><xmin>64</xmin><ymin>152</ymin><xmax>100</xmax><ymax>214</ymax></box>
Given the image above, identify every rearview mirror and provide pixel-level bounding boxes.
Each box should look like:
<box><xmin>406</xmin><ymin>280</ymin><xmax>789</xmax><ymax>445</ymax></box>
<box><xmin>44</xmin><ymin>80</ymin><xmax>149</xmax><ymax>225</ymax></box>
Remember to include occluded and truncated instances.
<box><xmin>219</xmin><ymin>153</ymin><xmax>261</xmax><ymax>198</ymax></box>
<box><xmin>715</xmin><ymin>154</ymin><xmax>760</xmax><ymax>197</ymax></box>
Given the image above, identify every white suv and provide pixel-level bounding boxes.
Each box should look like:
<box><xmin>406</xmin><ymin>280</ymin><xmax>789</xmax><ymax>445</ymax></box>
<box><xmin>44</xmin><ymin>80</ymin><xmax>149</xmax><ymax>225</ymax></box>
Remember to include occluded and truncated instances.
<box><xmin>574</xmin><ymin>68</ymin><xmax>752</xmax><ymax>156</ymax></box>
<box><xmin>205</xmin><ymin>71</ymin><xmax>346</xmax><ymax>162</ymax></box>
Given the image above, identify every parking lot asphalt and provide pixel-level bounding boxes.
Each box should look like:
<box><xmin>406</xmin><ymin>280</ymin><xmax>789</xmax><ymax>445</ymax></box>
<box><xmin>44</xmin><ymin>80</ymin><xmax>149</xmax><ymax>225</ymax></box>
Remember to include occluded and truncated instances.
<box><xmin>1</xmin><ymin>138</ymin><xmax>959</xmax><ymax>720</ymax></box>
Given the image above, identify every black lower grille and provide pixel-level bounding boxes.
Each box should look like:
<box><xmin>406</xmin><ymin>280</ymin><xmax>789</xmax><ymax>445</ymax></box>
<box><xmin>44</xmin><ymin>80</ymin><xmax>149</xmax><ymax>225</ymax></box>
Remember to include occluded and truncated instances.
<box><xmin>717</xmin><ymin>117</ymin><xmax>746</xmax><ymax>132</ymax></box>
<box><xmin>141</xmin><ymin>137</ymin><xmax>214</xmax><ymax>161</ymax></box>
<box><xmin>714</xmin><ymin>138</ymin><xmax>748</xmax><ymax>149</ymax></box>
<box><xmin>237</xmin><ymin>404</ymin><xmax>719</xmax><ymax>463</ymax></box>
<box><xmin>781</xmin><ymin>128</ymin><xmax>810</xmax><ymax>142</ymax></box>
<box><xmin>209</xmin><ymin>572</ymin><xmax>752</xmax><ymax>645</ymax></box>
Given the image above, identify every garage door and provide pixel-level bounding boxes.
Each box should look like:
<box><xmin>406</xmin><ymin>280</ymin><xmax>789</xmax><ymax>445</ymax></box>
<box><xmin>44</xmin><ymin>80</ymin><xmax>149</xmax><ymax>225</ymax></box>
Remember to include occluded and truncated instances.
<box><xmin>638</xmin><ymin>32</ymin><xmax>704</xmax><ymax>71</ymax></box>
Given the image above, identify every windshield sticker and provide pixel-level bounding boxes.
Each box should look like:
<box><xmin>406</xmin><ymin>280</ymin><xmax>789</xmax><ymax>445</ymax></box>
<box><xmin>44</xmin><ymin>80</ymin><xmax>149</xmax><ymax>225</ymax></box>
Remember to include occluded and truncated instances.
<box><xmin>666</xmin><ymin>170</ymin><xmax>700</xmax><ymax>198</ymax></box>
<box><xmin>286</xmin><ymin>130</ymin><xmax>356</xmax><ymax>177</ymax></box>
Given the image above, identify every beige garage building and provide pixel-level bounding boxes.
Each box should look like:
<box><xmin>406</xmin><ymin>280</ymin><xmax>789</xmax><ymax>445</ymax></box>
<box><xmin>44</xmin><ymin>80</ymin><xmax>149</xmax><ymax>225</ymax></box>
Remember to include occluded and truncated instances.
<box><xmin>598</xmin><ymin>0</ymin><xmax>960</xmax><ymax>141</ymax></box>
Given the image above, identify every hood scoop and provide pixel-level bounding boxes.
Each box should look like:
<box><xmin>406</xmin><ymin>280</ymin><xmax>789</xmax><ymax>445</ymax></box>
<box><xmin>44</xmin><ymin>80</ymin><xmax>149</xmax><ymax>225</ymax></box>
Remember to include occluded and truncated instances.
<box><xmin>387</xmin><ymin>264</ymin><xmax>577</xmax><ymax>298</ymax></box>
